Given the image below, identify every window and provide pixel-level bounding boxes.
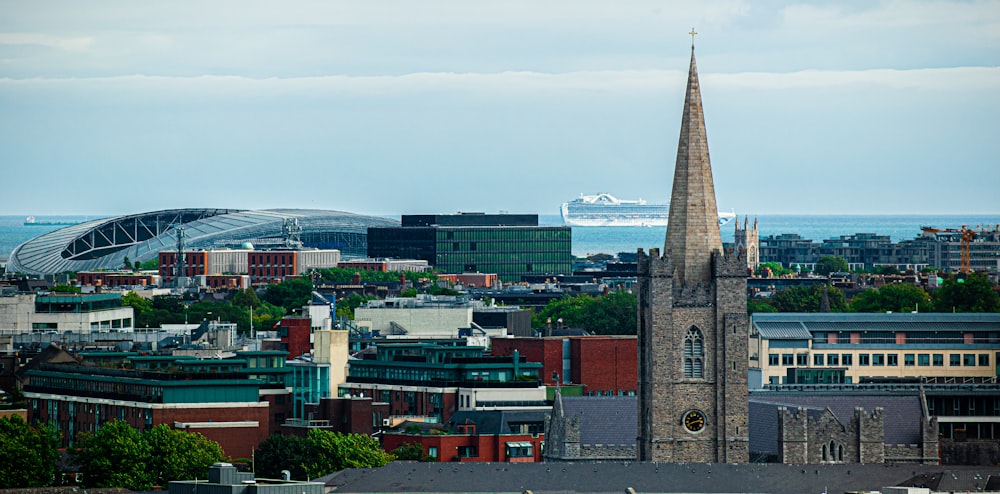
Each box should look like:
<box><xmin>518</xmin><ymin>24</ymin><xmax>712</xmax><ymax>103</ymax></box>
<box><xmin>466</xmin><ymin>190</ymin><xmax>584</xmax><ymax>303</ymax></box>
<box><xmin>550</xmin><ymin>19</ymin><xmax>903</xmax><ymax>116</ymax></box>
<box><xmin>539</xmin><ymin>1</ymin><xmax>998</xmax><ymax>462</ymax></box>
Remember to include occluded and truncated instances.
<box><xmin>905</xmin><ymin>354</ymin><xmax>915</xmax><ymax>366</ymax></box>
<box><xmin>683</xmin><ymin>327</ymin><xmax>704</xmax><ymax>378</ymax></box>
<box><xmin>814</xmin><ymin>354</ymin><xmax>824</xmax><ymax>366</ymax></box>
<box><xmin>859</xmin><ymin>354</ymin><xmax>870</xmax><ymax>366</ymax></box>
<box><xmin>950</xmin><ymin>354</ymin><xmax>962</xmax><ymax>366</ymax></box>
<box><xmin>796</xmin><ymin>354</ymin><xmax>808</xmax><ymax>366</ymax></box>
<box><xmin>980</xmin><ymin>354</ymin><xmax>990</xmax><ymax>367</ymax></box>
<box><xmin>428</xmin><ymin>447</ymin><xmax>438</xmax><ymax>459</ymax></box>
<box><xmin>872</xmin><ymin>354</ymin><xmax>885</xmax><ymax>366</ymax></box>
<box><xmin>918</xmin><ymin>354</ymin><xmax>930</xmax><ymax>366</ymax></box>
<box><xmin>769</xmin><ymin>354</ymin><xmax>780</xmax><ymax>366</ymax></box>
<box><xmin>933</xmin><ymin>354</ymin><xmax>944</xmax><ymax>366</ymax></box>
<box><xmin>828</xmin><ymin>354</ymin><xmax>839</xmax><ymax>366</ymax></box>
<box><xmin>887</xmin><ymin>354</ymin><xmax>898</xmax><ymax>366</ymax></box>
<box><xmin>964</xmin><ymin>354</ymin><xmax>976</xmax><ymax>366</ymax></box>
<box><xmin>782</xmin><ymin>354</ymin><xmax>794</xmax><ymax>366</ymax></box>
<box><xmin>842</xmin><ymin>354</ymin><xmax>853</xmax><ymax>366</ymax></box>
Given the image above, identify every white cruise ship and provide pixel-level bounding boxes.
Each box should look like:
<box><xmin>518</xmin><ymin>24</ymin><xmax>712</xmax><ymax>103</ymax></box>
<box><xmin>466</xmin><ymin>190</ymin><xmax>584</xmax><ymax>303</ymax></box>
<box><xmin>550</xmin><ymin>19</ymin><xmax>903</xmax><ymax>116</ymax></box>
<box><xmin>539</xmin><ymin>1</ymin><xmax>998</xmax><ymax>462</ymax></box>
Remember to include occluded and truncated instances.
<box><xmin>560</xmin><ymin>193</ymin><xmax>736</xmax><ymax>227</ymax></box>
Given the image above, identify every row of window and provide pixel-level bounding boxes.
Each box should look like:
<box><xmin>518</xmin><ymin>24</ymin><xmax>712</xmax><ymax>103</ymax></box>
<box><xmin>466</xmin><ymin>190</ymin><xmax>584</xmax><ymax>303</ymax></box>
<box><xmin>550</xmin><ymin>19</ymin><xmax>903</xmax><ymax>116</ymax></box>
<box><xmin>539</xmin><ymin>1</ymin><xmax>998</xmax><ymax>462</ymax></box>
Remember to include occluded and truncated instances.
<box><xmin>769</xmin><ymin>352</ymin><xmax>992</xmax><ymax>368</ymax></box>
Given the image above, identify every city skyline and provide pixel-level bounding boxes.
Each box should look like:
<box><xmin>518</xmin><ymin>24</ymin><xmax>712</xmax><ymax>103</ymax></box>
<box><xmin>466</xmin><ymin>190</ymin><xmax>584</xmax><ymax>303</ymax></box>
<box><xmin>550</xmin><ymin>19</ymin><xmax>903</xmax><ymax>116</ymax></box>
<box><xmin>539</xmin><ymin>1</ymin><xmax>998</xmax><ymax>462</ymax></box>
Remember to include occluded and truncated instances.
<box><xmin>1</xmin><ymin>1</ymin><xmax>998</xmax><ymax>217</ymax></box>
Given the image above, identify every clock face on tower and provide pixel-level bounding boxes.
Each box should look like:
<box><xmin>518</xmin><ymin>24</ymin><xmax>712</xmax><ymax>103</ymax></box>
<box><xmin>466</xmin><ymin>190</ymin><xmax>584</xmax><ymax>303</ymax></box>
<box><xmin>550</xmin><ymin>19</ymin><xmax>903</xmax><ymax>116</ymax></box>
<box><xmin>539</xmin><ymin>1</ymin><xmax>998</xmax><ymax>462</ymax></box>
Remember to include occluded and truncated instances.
<box><xmin>683</xmin><ymin>410</ymin><xmax>706</xmax><ymax>433</ymax></box>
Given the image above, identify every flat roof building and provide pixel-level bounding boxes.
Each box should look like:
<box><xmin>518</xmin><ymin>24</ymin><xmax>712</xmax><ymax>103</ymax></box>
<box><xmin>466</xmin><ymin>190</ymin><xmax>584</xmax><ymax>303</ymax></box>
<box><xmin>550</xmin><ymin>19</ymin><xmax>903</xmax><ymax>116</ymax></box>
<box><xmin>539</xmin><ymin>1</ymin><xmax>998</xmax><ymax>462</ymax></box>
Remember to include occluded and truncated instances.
<box><xmin>367</xmin><ymin>213</ymin><xmax>571</xmax><ymax>283</ymax></box>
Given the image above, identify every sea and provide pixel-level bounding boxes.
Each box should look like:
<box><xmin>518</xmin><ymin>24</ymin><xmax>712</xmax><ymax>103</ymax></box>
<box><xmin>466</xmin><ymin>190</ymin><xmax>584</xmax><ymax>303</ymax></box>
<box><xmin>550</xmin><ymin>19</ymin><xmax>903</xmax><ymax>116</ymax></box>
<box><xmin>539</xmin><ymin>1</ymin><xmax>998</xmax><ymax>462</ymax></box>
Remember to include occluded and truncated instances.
<box><xmin>1</xmin><ymin>214</ymin><xmax>999</xmax><ymax>263</ymax></box>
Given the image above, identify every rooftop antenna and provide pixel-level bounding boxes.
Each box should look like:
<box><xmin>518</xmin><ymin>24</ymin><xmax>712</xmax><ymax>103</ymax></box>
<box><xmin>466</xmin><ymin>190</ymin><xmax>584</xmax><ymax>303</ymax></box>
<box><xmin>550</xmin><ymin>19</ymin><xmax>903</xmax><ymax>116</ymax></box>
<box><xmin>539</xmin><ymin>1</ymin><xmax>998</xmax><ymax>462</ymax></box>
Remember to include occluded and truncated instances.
<box><xmin>174</xmin><ymin>224</ymin><xmax>186</xmax><ymax>288</ymax></box>
<box><xmin>282</xmin><ymin>217</ymin><xmax>303</xmax><ymax>249</ymax></box>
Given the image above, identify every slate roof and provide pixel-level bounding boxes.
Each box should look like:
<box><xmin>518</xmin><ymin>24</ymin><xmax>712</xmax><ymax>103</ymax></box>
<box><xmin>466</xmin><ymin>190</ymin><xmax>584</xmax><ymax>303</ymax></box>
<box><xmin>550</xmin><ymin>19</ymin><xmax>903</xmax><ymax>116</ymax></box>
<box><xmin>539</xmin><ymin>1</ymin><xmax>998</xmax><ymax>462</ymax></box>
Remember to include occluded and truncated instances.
<box><xmin>442</xmin><ymin>410</ymin><xmax>547</xmax><ymax>435</ymax></box>
<box><xmin>321</xmin><ymin>462</ymin><xmax>1000</xmax><ymax>494</ymax></box>
<box><xmin>559</xmin><ymin>396</ymin><xmax>637</xmax><ymax>446</ymax></box>
<box><xmin>750</xmin><ymin>391</ymin><xmax>924</xmax><ymax>448</ymax></box>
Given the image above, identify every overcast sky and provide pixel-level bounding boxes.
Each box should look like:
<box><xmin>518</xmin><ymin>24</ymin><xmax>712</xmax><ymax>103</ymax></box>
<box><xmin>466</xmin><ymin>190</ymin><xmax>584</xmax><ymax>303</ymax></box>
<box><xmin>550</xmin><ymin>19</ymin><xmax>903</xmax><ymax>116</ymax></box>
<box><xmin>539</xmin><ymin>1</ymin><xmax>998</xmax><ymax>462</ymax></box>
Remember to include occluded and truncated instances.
<box><xmin>2</xmin><ymin>1</ymin><xmax>998</xmax><ymax>217</ymax></box>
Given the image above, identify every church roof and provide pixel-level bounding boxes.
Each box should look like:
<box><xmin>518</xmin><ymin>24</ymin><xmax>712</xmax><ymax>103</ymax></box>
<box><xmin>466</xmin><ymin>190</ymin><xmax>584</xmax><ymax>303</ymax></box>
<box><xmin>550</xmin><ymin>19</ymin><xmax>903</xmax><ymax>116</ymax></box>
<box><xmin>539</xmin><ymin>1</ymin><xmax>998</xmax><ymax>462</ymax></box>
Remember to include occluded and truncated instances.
<box><xmin>664</xmin><ymin>46</ymin><xmax>724</xmax><ymax>285</ymax></box>
<box><xmin>559</xmin><ymin>395</ymin><xmax>637</xmax><ymax>446</ymax></box>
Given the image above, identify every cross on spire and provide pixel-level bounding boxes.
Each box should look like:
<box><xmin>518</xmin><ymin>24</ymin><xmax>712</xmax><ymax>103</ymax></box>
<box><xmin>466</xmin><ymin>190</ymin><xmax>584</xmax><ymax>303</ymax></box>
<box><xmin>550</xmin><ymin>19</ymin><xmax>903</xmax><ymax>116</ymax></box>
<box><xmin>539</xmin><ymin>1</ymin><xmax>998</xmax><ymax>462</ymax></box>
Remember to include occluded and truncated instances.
<box><xmin>689</xmin><ymin>27</ymin><xmax>698</xmax><ymax>47</ymax></box>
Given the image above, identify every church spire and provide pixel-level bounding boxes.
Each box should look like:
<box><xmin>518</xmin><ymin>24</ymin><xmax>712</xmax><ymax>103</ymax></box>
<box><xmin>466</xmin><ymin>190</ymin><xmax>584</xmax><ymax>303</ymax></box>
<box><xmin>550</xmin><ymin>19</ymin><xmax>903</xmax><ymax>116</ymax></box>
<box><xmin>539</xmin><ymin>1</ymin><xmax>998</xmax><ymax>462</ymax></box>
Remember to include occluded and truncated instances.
<box><xmin>663</xmin><ymin>42</ymin><xmax>723</xmax><ymax>285</ymax></box>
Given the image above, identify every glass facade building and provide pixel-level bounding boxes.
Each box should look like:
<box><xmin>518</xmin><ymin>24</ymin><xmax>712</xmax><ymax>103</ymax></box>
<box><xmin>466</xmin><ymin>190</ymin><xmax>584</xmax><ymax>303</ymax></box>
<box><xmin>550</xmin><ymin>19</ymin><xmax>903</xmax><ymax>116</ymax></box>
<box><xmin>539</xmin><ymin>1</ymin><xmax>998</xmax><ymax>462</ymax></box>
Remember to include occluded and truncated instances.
<box><xmin>368</xmin><ymin>214</ymin><xmax>571</xmax><ymax>283</ymax></box>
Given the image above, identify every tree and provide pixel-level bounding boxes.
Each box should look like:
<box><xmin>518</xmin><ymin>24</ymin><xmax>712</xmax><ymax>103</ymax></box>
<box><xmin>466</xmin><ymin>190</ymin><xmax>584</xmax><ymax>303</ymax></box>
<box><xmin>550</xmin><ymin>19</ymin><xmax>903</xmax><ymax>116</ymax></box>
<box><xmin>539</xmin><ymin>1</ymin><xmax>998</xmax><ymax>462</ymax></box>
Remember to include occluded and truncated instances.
<box><xmin>70</xmin><ymin>420</ymin><xmax>226</xmax><ymax>490</ymax></box>
<box><xmin>769</xmin><ymin>284</ymin><xmax>847</xmax><ymax>312</ymax></box>
<box><xmin>230</xmin><ymin>288</ymin><xmax>261</xmax><ymax>308</ymax></box>
<box><xmin>850</xmin><ymin>283</ymin><xmax>933</xmax><ymax>313</ymax></box>
<box><xmin>305</xmin><ymin>429</ymin><xmax>393</xmax><ymax>474</ymax></box>
<box><xmin>336</xmin><ymin>294</ymin><xmax>376</xmax><ymax>319</ymax></box>
<box><xmin>123</xmin><ymin>256</ymin><xmax>132</xmax><ymax>271</ymax></box>
<box><xmin>390</xmin><ymin>442</ymin><xmax>430</xmax><ymax>462</ymax></box>
<box><xmin>934</xmin><ymin>273</ymin><xmax>1000</xmax><ymax>313</ymax></box>
<box><xmin>140</xmin><ymin>259</ymin><xmax>159</xmax><ymax>270</ymax></box>
<box><xmin>143</xmin><ymin>425</ymin><xmax>226</xmax><ymax>486</ymax></box>
<box><xmin>0</xmin><ymin>415</ymin><xmax>61</xmax><ymax>488</ymax></box>
<box><xmin>71</xmin><ymin>420</ymin><xmax>154</xmax><ymax>489</ymax></box>
<box><xmin>533</xmin><ymin>291</ymin><xmax>637</xmax><ymax>335</ymax></box>
<box><xmin>122</xmin><ymin>291</ymin><xmax>153</xmax><ymax>314</ymax></box>
<box><xmin>51</xmin><ymin>284</ymin><xmax>81</xmax><ymax>293</ymax></box>
<box><xmin>262</xmin><ymin>277</ymin><xmax>313</xmax><ymax>312</ymax></box>
<box><xmin>755</xmin><ymin>262</ymin><xmax>793</xmax><ymax>277</ymax></box>
<box><xmin>815</xmin><ymin>256</ymin><xmax>850</xmax><ymax>276</ymax></box>
<box><xmin>747</xmin><ymin>299</ymin><xmax>778</xmax><ymax>314</ymax></box>
<box><xmin>253</xmin><ymin>433</ymin><xmax>313</xmax><ymax>480</ymax></box>
<box><xmin>254</xmin><ymin>431</ymin><xmax>392</xmax><ymax>480</ymax></box>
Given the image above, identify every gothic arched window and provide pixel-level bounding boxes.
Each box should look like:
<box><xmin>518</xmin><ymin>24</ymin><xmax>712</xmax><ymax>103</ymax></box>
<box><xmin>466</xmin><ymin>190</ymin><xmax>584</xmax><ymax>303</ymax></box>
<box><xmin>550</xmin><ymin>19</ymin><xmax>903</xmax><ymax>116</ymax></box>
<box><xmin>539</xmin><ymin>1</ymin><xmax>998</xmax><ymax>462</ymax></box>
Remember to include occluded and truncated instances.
<box><xmin>683</xmin><ymin>327</ymin><xmax>704</xmax><ymax>379</ymax></box>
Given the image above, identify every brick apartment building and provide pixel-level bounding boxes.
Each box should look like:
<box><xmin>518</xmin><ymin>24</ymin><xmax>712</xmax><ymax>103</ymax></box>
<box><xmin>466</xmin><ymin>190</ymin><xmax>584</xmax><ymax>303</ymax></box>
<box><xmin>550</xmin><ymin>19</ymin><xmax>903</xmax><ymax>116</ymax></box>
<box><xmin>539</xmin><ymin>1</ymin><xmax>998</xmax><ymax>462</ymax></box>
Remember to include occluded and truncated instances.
<box><xmin>491</xmin><ymin>335</ymin><xmax>637</xmax><ymax>396</ymax></box>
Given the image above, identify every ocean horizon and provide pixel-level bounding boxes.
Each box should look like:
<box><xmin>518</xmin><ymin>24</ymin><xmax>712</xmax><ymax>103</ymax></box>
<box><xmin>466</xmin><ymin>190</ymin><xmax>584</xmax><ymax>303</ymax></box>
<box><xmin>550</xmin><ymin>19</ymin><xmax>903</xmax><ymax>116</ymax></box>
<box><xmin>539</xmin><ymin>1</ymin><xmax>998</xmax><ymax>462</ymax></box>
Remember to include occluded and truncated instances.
<box><xmin>2</xmin><ymin>213</ymin><xmax>999</xmax><ymax>263</ymax></box>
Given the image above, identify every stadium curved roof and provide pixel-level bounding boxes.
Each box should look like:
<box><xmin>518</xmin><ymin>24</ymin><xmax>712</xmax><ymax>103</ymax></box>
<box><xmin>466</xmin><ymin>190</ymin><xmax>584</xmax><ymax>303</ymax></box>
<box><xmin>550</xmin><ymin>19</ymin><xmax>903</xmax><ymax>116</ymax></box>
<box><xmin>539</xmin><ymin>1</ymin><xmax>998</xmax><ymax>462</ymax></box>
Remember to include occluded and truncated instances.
<box><xmin>7</xmin><ymin>208</ymin><xmax>399</xmax><ymax>275</ymax></box>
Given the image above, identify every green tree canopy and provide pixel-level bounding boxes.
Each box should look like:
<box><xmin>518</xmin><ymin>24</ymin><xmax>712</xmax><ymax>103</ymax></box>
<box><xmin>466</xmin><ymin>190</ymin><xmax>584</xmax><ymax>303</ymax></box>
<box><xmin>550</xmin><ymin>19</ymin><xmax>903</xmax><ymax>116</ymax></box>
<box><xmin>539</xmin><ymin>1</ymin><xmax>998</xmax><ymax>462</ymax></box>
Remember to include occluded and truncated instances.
<box><xmin>122</xmin><ymin>291</ymin><xmax>153</xmax><ymax>314</ymax></box>
<box><xmin>755</xmin><ymin>262</ymin><xmax>794</xmax><ymax>277</ymax></box>
<box><xmin>534</xmin><ymin>291</ymin><xmax>637</xmax><ymax>335</ymax></box>
<box><xmin>849</xmin><ymin>283</ymin><xmax>933</xmax><ymax>313</ymax></box>
<box><xmin>815</xmin><ymin>256</ymin><xmax>850</xmax><ymax>276</ymax></box>
<box><xmin>70</xmin><ymin>420</ymin><xmax>226</xmax><ymax>490</ymax></box>
<box><xmin>764</xmin><ymin>284</ymin><xmax>847</xmax><ymax>313</ymax></box>
<box><xmin>254</xmin><ymin>430</ymin><xmax>392</xmax><ymax>480</ymax></box>
<box><xmin>0</xmin><ymin>415</ymin><xmax>61</xmax><ymax>488</ymax></box>
<box><xmin>747</xmin><ymin>299</ymin><xmax>778</xmax><ymax>314</ymax></box>
<box><xmin>230</xmin><ymin>288</ymin><xmax>261</xmax><ymax>308</ymax></box>
<box><xmin>262</xmin><ymin>277</ymin><xmax>313</xmax><ymax>313</ymax></box>
<box><xmin>336</xmin><ymin>294</ymin><xmax>376</xmax><ymax>319</ymax></box>
<box><xmin>143</xmin><ymin>425</ymin><xmax>227</xmax><ymax>486</ymax></box>
<box><xmin>934</xmin><ymin>273</ymin><xmax>1000</xmax><ymax>312</ymax></box>
<box><xmin>71</xmin><ymin>420</ymin><xmax>154</xmax><ymax>489</ymax></box>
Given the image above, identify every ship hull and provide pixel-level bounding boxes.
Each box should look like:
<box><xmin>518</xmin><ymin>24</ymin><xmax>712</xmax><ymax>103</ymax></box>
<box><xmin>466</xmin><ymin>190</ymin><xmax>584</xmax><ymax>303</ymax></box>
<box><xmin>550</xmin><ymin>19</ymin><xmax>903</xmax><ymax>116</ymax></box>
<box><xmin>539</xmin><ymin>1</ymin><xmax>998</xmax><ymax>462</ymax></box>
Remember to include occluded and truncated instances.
<box><xmin>561</xmin><ymin>201</ymin><xmax>736</xmax><ymax>228</ymax></box>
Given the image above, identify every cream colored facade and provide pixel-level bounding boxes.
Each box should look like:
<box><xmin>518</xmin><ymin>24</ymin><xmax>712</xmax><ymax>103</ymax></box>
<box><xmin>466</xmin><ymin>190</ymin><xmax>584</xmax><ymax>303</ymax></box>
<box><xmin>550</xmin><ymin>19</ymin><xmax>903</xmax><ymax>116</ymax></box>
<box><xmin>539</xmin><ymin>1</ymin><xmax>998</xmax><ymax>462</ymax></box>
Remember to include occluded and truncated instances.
<box><xmin>751</xmin><ymin>313</ymin><xmax>1000</xmax><ymax>385</ymax></box>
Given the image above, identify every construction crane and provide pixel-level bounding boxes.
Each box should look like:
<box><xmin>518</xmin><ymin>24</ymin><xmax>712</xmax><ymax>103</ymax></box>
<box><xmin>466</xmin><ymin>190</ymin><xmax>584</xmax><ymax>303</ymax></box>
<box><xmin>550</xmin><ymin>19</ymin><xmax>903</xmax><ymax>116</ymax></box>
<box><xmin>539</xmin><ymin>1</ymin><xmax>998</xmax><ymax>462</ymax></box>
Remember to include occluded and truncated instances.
<box><xmin>921</xmin><ymin>225</ymin><xmax>977</xmax><ymax>274</ymax></box>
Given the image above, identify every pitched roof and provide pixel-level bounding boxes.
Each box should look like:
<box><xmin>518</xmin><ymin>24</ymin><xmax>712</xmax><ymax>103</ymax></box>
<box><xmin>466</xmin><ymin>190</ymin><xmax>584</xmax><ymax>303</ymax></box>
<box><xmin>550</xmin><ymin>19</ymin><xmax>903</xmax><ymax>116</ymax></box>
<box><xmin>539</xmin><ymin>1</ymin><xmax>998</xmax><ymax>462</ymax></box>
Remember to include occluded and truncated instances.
<box><xmin>559</xmin><ymin>396</ymin><xmax>637</xmax><ymax>446</ymax></box>
<box><xmin>750</xmin><ymin>392</ymin><xmax>924</xmax><ymax>446</ymax></box>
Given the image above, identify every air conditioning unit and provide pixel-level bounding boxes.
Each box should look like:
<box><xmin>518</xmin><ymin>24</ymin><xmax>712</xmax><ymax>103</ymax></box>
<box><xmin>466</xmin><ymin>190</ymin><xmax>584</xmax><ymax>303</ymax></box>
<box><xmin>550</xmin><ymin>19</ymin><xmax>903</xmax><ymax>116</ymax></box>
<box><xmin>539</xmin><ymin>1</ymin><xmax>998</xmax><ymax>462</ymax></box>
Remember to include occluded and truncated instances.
<box><xmin>382</xmin><ymin>419</ymin><xmax>391</xmax><ymax>426</ymax></box>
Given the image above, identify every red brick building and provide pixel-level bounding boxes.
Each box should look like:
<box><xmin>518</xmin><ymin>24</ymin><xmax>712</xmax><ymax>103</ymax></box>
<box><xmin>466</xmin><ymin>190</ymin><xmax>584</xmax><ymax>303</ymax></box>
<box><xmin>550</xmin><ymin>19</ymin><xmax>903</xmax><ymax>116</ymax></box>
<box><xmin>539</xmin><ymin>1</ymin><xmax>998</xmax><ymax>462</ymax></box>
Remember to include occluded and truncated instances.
<box><xmin>491</xmin><ymin>336</ymin><xmax>637</xmax><ymax>396</ymax></box>
<box><xmin>382</xmin><ymin>410</ymin><xmax>546</xmax><ymax>462</ymax></box>
<box><xmin>278</xmin><ymin>316</ymin><xmax>312</xmax><ymax>358</ymax></box>
<box><xmin>77</xmin><ymin>271</ymin><xmax>159</xmax><ymax>287</ymax></box>
<box><xmin>280</xmin><ymin>396</ymin><xmax>389</xmax><ymax>437</ymax></box>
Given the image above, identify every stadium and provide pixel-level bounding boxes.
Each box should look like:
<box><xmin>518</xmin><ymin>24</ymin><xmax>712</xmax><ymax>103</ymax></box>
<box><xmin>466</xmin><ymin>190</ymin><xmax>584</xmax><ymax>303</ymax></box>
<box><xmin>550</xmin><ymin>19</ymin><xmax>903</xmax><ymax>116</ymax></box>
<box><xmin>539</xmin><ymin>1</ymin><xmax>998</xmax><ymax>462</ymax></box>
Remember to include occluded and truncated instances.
<box><xmin>7</xmin><ymin>208</ymin><xmax>399</xmax><ymax>275</ymax></box>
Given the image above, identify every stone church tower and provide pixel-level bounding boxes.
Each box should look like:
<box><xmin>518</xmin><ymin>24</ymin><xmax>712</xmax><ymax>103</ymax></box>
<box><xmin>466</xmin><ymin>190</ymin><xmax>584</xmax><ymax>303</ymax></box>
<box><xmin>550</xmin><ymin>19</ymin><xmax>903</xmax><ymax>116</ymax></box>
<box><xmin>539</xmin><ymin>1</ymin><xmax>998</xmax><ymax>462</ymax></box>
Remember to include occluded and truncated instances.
<box><xmin>734</xmin><ymin>217</ymin><xmax>759</xmax><ymax>273</ymax></box>
<box><xmin>636</xmin><ymin>43</ymin><xmax>749</xmax><ymax>463</ymax></box>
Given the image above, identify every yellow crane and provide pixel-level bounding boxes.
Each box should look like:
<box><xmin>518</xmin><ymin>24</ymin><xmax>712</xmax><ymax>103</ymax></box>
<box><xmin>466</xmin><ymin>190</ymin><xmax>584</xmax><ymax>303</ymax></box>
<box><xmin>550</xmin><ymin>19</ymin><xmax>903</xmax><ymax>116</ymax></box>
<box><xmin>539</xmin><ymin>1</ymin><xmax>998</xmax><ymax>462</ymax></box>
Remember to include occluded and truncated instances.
<box><xmin>920</xmin><ymin>225</ymin><xmax>976</xmax><ymax>274</ymax></box>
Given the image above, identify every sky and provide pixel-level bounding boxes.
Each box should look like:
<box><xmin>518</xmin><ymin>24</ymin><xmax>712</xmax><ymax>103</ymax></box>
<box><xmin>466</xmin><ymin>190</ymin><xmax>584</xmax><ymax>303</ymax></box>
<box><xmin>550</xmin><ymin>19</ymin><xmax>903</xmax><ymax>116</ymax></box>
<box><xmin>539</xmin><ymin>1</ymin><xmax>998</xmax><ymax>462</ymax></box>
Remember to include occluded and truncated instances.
<box><xmin>1</xmin><ymin>1</ymin><xmax>999</xmax><ymax>217</ymax></box>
